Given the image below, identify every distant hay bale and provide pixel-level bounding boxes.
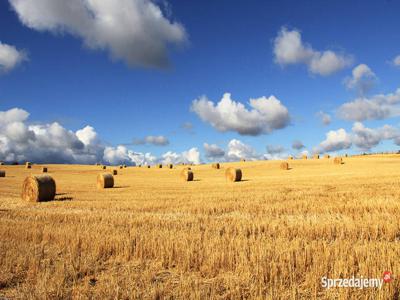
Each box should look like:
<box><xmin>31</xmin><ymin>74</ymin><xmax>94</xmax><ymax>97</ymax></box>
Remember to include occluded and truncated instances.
<box><xmin>324</xmin><ymin>154</ymin><xmax>330</xmax><ymax>159</ymax></box>
<box><xmin>147</xmin><ymin>165</ymin><xmax>151</xmax><ymax>168</ymax></box>
<box><xmin>225</xmin><ymin>167</ymin><xmax>242</xmax><ymax>182</ymax></box>
<box><xmin>97</xmin><ymin>173</ymin><xmax>114</xmax><ymax>189</ymax></box>
<box><xmin>313</xmin><ymin>154</ymin><xmax>320</xmax><ymax>159</ymax></box>
<box><xmin>345</xmin><ymin>153</ymin><xmax>348</xmax><ymax>157</ymax></box>
<box><xmin>112</xmin><ymin>170</ymin><xmax>118</xmax><ymax>175</ymax></box>
<box><xmin>288</xmin><ymin>156</ymin><xmax>294</xmax><ymax>160</ymax></box>
<box><xmin>183</xmin><ymin>167</ymin><xmax>191</xmax><ymax>171</ymax></box>
<box><xmin>280</xmin><ymin>162</ymin><xmax>289</xmax><ymax>170</ymax></box>
<box><xmin>0</xmin><ymin>170</ymin><xmax>5</xmax><ymax>177</ymax></box>
<box><xmin>119</xmin><ymin>165</ymin><xmax>123</xmax><ymax>169</ymax></box>
<box><xmin>42</xmin><ymin>167</ymin><xmax>48</xmax><ymax>173</ymax></box>
<box><xmin>180</xmin><ymin>168</ymin><xmax>194</xmax><ymax>181</ymax></box>
<box><xmin>95</xmin><ymin>163</ymin><xmax>100</xmax><ymax>166</ymax></box>
<box><xmin>240</xmin><ymin>158</ymin><xmax>246</xmax><ymax>162</ymax></box>
<box><xmin>138</xmin><ymin>164</ymin><xmax>142</xmax><ymax>168</ymax></box>
<box><xmin>302</xmin><ymin>155</ymin><xmax>308</xmax><ymax>160</ymax></box>
<box><xmin>157</xmin><ymin>164</ymin><xmax>163</xmax><ymax>168</ymax></box>
<box><xmin>21</xmin><ymin>175</ymin><xmax>56</xmax><ymax>202</ymax></box>
<box><xmin>0</xmin><ymin>162</ymin><xmax>4</xmax><ymax>165</ymax></box>
<box><xmin>334</xmin><ymin>157</ymin><xmax>343</xmax><ymax>165</ymax></box>
<box><xmin>168</xmin><ymin>164</ymin><xmax>173</xmax><ymax>169</ymax></box>
<box><xmin>25</xmin><ymin>162</ymin><xmax>32</xmax><ymax>169</ymax></box>
<box><xmin>212</xmin><ymin>163</ymin><xmax>220</xmax><ymax>169</ymax></box>
<box><xmin>123</xmin><ymin>165</ymin><xmax>127</xmax><ymax>168</ymax></box>
<box><xmin>102</xmin><ymin>165</ymin><xmax>106</xmax><ymax>170</ymax></box>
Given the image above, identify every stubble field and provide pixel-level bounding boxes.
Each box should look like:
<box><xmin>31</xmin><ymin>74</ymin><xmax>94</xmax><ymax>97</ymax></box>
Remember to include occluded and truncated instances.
<box><xmin>1</xmin><ymin>156</ymin><xmax>400</xmax><ymax>299</ymax></box>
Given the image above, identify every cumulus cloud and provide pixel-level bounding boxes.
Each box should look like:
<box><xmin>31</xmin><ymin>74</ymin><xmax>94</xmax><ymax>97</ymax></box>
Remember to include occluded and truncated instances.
<box><xmin>393</xmin><ymin>55</ymin><xmax>400</xmax><ymax>67</ymax></box>
<box><xmin>191</xmin><ymin>93</ymin><xmax>290</xmax><ymax>136</ymax></box>
<box><xmin>225</xmin><ymin>139</ymin><xmax>264</xmax><ymax>161</ymax></box>
<box><xmin>266</xmin><ymin>144</ymin><xmax>285</xmax><ymax>155</ymax></box>
<box><xmin>337</xmin><ymin>88</ymin><xmax>400</xmax><ymax>121</ymax></box>
<box><xmin>344</xmin><ymin>64</ymin><xmax>377</xmax><ymax>95</ymax></box>
<box><xmin>316</xmin><ymin>111</ymin><xmax>331</xmax><ymax>125</ymax></box>
<box><xmin>0</xmin><ymin>107</ymin><xmax>199</xmax><ymax>165</ymax></box>
<box><xmin>315</xmin><ymin>122</ymin><xmax>400</xmax><ymax>153</ymax></box>
<box><xmin>133</xmin><ymin>135</ymin><xmax>169</xmax><ymax>146</ymax></box>
<box><xmin>315</xmin><ymin>128</ymin><xmax>352</xmax><ymax>153</ymax></box>
<box><xmin>203</xmin><ymin>143</ymin><xmax>225</xmax><ymax>160</ymax></box>
<box><xmin>161</xmin><ymin>147</ymin><xmax>201</xmax><ymax>165</ymax></box>
<box><xmin>0</xmin><ymin>41</ymin><xmax>27</xmax><ymax>73</ymax></box>
<box><xmin>273</xmin><ymin>27</ymin><xmax>352</xmax><ymax>76</ymax></box>
<box><xmin>292</xmin><ymin>140</ymin><xmax>305</xmax><ymax>150</ymax></box>
<box><xmin>9</xmin><ymin>0</ymin><xmax>187</xmax><ymax>68</ymax></box>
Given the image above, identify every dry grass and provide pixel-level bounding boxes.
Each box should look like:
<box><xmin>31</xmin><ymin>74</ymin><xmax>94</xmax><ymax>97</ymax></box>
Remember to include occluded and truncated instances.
<box><xmin>1</xmin><ymin>156</ymin><xmax>400</xmax><ymax>299</ymax></box>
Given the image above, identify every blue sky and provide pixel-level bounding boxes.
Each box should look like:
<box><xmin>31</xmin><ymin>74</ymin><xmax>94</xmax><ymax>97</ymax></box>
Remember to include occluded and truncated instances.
<box><xmin>0</xmin><ymin>0</ymin><xmax>400</xmax><ymax>164</ymax></box>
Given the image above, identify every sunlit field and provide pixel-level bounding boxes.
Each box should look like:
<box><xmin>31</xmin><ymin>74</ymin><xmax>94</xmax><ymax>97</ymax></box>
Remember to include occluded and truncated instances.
<box><xmin>1</xmin><ymin>155</ymin><xmax>400</xmax><ymax>299</ymax></box>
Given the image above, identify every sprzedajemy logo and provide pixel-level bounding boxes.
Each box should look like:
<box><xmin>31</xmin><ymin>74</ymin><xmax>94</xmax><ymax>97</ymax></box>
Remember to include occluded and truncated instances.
<box><xmin>321</xmin><ymin>271</ymin><xmax>393</xmax><ymax>289</ymax></box>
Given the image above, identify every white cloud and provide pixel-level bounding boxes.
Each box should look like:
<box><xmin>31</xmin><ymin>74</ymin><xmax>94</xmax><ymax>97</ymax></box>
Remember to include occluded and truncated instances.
<box><xmin>351</xmin><ymin>122</ymin><xmax>399</xmax><ymax>151</ymax></box>
<box><xmin>337</xmin><ymin>88</ymin><xmax>400</xmax><ymax>121</ymax></box>
<box><xmin>0</xmin><ymin>41</ymin><xmax>27</xmax><ymax>73</ymax></box>
<box><xmin>315</xmin><ymin>128</ymin><xmax>352</xmax><ymax>153</ymax></box>
<box><xmin>203</xmin><ymin>143</ymin><xmax>225</xmax><ymax>160</ymax></box>
<box><xmin>344</xmin><ymin>64</ymin><xmax>377</xmax><ymax>95</ymax></box>
<box><xmin>0</xmin><ymin>107</ymin><xmax>198</xmax><ymax>165</ymax></box>
<box><xmin>133</xmin><ymin>135</ymin><xmax>169</xmax><ymax>146</ymax></box>
<box><xmin>9</xmin><ymin>0</ymin><xmax>187</xmax><ymax>68</ymax></box>
<box><xmin>316</xmin><ymin>111</ymin><xmax>331</xmax><ymax>125</ymax></box>
<box><xmin>393</xmin><ymin>55</ymin><xmax>400</xmax><ymax>67</ymax></box>
<box><xmin>161</xmin><ymin>147</ymin><xmax>201</xmax><ymax>165</ymax></box>
<box><xmin>273</xmin><ymin>27</ymin><xmax>352</xmax><ymax>76</ymax></box>
<box><xmin>225</xmin><ymin>139</ymin><xmax>264</xmax><ymax>161</ymax></box>
<box><xmin>191</xmin><ymin>93</ymin><xmax>290</xmax><ymax>136</ymax></box>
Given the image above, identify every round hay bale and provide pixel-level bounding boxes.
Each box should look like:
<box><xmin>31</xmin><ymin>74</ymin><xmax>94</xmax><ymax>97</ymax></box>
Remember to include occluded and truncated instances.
<box><xmin>334</xmin><ymin>157</ymin><xmax>343</xmax><ymax>165</ymax></box>
<box><xmin>302</xmin><ymin>155</ymin><xmax>308</xmax><ymax>160</ymax></box>
<box><xmin>240</xmin><ymin>158</ymin><xmax>246</xmax><ymax>162</ymax></box>
<box><xmin>313</xmin><ymin>154</ymin><xmax>320</xmax><ymax>159</ymax></box>
<box><xmin>42</xmin><ymin>167</ymin><xmax>48</xmax><ymax>173</ymax></box>
<box><xmin>157</xmin><ymin>164</ymin><xmax>162</xmax><ymax>168</ymax></box>
<box><xmin>0</xmin><ymin>170</ymin><xmax>5</xmax><ymax>177</ymax></box>
<box><xmin>95</xmin><ymin>163</ymin><xmax>100</xmax><ymax>166</ymax></box>
<box><xmin>21</xmin><ymin>175</ymin><xmax>56</xmax><ymax>202</ymax></box>
<box><xmin>180</xmin><ymin>169</ymin><xmax>194</xmax><ymax>181</ymax></box>
<box><xmin>25</xmin><ymin>162</ymin><xmax>32</xmax><ymax>169</ymax></box>
<box><xmin>183</xmin><ymin>167</ymin><xmax>191</xmax><ymax>171</ymax></box>
<box><xmin>0</xmin><ymin>162</ymin><xmax>4</xmax><ymax>165</ymax></box>
<box><xmin>119</xmin><ymin>165</ymin><xmax>123</xmax><ymax>169</ymax></box>
<box><xmin>147</xmin><ymin>165</ymin><xmax>151</xmax><ymax>168</ymax></box>
<box><xmin>102</xmin><ymin>165</ymin><xmax>106</xmax><ymax>170</ymax></box>
<box><xmin>288</xmin><ymin>156</ymin><xmax>294</xmax><ymax>160</ymax></box>
<box><xmin>97</xmin><ymin>173</ymin><xmax>114</xmax><ymax>189</ymax></box>
<box><xmin>212</xmin><ymin>163</ymin><xmax>220</xmax><ymax>169</ymax></box>
<box><xmin>112</xmin><ymin>170</ymin><xmax>118</xmax><ymax>175</ymax></box>
<box><xmin>168</xmin><ymin>164</ymin><xmax>173</xmax><ymax>169</ymax></box>
<box><xmin>324</xmin><ymin>154</ymin><xmax>330</xmax><ymax>159</ymax></box>
<box><xmin>280</xmin><ymin>162</ymin><xmax>289</xmax><ymax>170</ymax></box>
<box><xmin>123</xmin><ymin>165</ymin><xmax>127</xmax><ymax>168</ymax></box>
<box><xmin>225</xmin><ymin>167</ymin><xmax>242</xmax><ymax>182</ymax></box>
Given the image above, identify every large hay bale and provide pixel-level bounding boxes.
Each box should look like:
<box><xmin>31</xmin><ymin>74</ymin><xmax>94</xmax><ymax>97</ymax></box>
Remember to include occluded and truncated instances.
<box><xmin>97</xmin><ymin>173</ymin><xmax>114</xmax><ymax>189</ymax></box>
<box><xmin>168</xmin><ymin>164</ymin><xmax>173</xmax><ymax>169</ymax></box>
<box><xmin>147</xmin><ymin>165</ymin><xmax>151</xmax><ymax>168</ymax></box>
<box><xmin>212</xmin><ymin>163</ymin><xmax>220</xmax><ymax>169</ymax></box>
<box><xmin>324</xmin><ymin>154</ymin><xmax>330</xmax><ymax>159</ymax></box>
<box><xmin>119</xmin><ymin>165</ymin><xmax>123</xmax><ymax>169</ymax></box>
<box><xmin>123</xmin><ymin>165</ymin><xmax>127</xmax><ymax>168</ymax></box>
<box><xmin>288</xmin><ymin>156</ymin><xmax>294</xmax><ymax>160</ymax></box>
<box><xmin>334</xmin><ymin>157</ymin><xmax>343</xmax><ymax>165</ymax></box>
<box><xmin>302</xmin><ymin>155</ymin><xmax>308</xmax><ymax>160</ymax></box>
<box><xmin>0</xmin><ymin>170</ymin><xmax>5</xmax><ymax>177</ymax></box>
<box><xmin>180</xmin><ymin>169</ymin><xmax>194</xmax><ymax>181</ymax></box>
<box><xmin>42</xmin><ymin>167</ymin><xmax>48</xmax><ymax>173</ymax></box>
<box><xmin>225</xmin><ymin>167</ymin><xmax>242</xmax><ymax>182</ymax></box>
<box><xmin>313</xmin><ymin>154</ymin><xmax>320</xmax><ymax>159</ymax></box>
<box><xmin>21</xmin><ymin>175</ymin><xmax>56</xmax><ymax>202</ymax></box>
<box><xmin>25</xmin><ymin>162</ymin><xmax>32</xmax><ymax>169</ymax></box>
<box><xmin>0</xmin><ymin>162</ymin><xmax>4</xmax><ymax>165</ymax></box>
<box><xmin>112</xmin><ymin>170</ymin><xmax>118</xmax><ymax>175</ymax></box>
<box><xmin>280</xmin><ymin>162</ymin><xmax>289</xmax><ymax>170</ymax></box>
<box><xmin>157</xmin><ymin>164</ymin><xmax>163</xmax><ymax>168</ymax></box>
<box><xmin>101</xmin><ymin>165</ymin><xmax>106</xmax><ymax>170</ymax></box>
